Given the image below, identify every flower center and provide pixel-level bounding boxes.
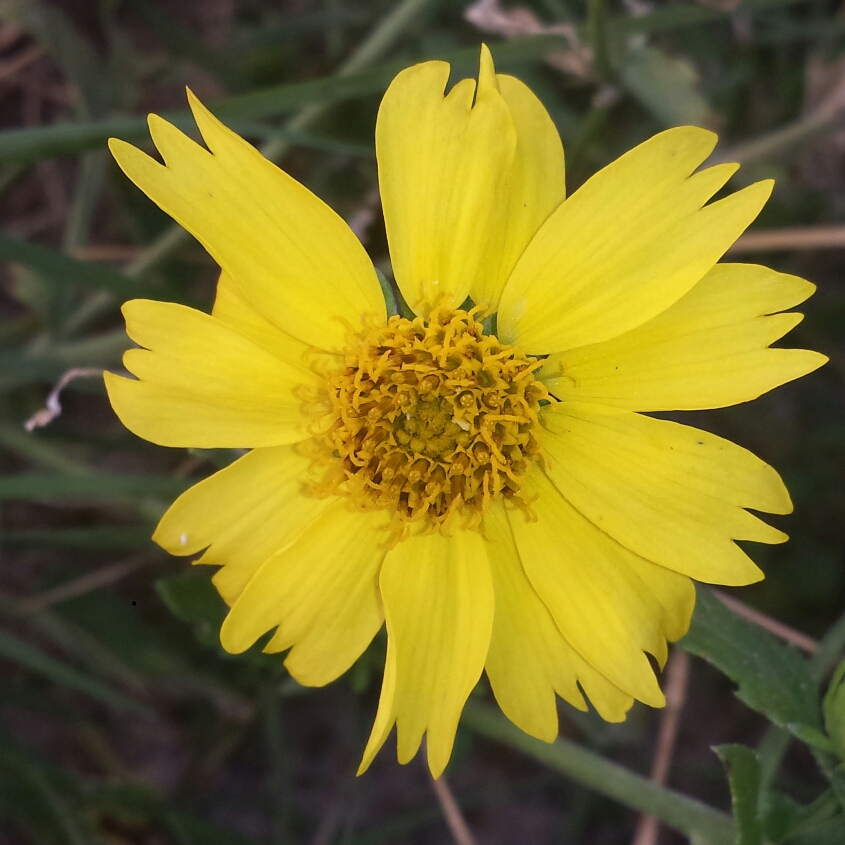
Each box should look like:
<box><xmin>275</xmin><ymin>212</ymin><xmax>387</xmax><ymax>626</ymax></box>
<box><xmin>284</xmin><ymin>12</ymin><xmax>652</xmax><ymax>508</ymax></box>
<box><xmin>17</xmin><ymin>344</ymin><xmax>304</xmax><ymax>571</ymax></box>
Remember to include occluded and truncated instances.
<box><xmin>316</xmin><ymin>306</ymin><xmax>550</xmax><ymax>536</ymax></box>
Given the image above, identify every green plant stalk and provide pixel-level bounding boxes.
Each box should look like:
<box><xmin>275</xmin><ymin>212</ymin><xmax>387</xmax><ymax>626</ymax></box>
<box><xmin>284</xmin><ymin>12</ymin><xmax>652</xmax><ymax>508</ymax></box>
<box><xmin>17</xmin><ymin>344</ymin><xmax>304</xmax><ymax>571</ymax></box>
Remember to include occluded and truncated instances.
<box><xmin>62</xmin><ymin>149</ymin><xmax>108</xmax><ymax>254</ymax></box>
<box><xmin>587</xmin><ymin>0</ymin><xmax>614</xmax><ymax>82</ymax></box>
<box><xmin>462</xmin><ymin>701</ymin><xmax>736</xmax><ymax>845</ymax></box>
<box><xmin>714</xmin><ymin>109</ymin><xmax>845</xmax><ymax>167</ymax></box>
<box><xmin>262</xmin><ymin>683</ymin><xmax>291</xmax><ymax>845</ymax></box>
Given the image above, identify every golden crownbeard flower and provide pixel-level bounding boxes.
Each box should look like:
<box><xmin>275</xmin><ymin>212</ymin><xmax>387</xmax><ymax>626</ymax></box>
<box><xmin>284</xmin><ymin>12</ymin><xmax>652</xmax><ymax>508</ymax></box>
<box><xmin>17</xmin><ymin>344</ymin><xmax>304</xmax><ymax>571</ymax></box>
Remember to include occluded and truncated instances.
<box><xmin>105</xmin><ymin>45</ymin><xmax>826</xmax><ymax>778</ymax></box>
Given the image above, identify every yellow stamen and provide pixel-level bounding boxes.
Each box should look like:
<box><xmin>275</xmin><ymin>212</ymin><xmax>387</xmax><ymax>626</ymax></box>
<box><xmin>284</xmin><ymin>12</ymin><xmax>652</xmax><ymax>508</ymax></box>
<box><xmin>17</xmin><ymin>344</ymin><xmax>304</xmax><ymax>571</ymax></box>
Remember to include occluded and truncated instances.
<box><xmin>314</xmin><ymin>306</ymin><xmax>551</xmax><ymax>536</ymax></box>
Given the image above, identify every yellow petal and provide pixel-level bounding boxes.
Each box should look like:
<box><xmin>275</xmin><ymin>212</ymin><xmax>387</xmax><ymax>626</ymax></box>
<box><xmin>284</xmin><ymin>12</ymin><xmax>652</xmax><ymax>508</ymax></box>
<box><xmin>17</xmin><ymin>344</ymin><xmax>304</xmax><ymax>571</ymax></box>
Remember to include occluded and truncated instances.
<box><xmin>540</xmin><ymin>263</ymin><xmax>827</xmax><ymax>410</ymax></box>
<box><xmin>108</xmin><ymin>92</ymin><xmax>384</xmax><ymax>352</ymax></box>
<box><xmin>484</xmin><ymin>503</ymin><xmax>586</xmax><ymax>742</ymax></box>
<box><xmin>358</xmin><ymin>632</ymin><xmax>398</xmax><ymax>775</ymax></box>
<box><xmin>541</xmin><ymin>402</ymin><xmax>789</xmax><ymax>586</ymax></box>
<box><xmin>219</xmin><ymin>502</ymin><xmax>388</xmax><ymax>687</ymax></box>
<box><xmin>376</xmin><ymin>47</ymin><xmax>516</xmax><ymax>314</ymax></box>
<box><xmin>468</xmin><ymin>69</ymin><xmax>566</xmax><ymax>309</ymax></box>
<box><xmin>508</xmin><ymin>470</ymin><xmax>676</xmax><ymax>707</ymax></box>
<box><xmin>153</xmin><ymin>445</ymin><xmax>331</xmax><ymax>605</ymax></box>
<box><xmin>106</xmin><ymin>300</ymin><xmax>320</xmax><ymax>448</ymax></box>
<box><xmin>369</xmin><ymin>528</ymin><xmax>494</xmax><ymax>778</ymax></box>
<box><xmin>498</xmin><ymin>126</ymin><xmax>773</xmax><ymax>353</ymax></box>
<box><xmin>566</xmin><ymin>650</ymin><xmax>635</xmax><ymax>723</ymax></box>
<box><xmin>212</xmin><ymin>271</ymin><xmax>315</xmax><ymax>361</ymax></box>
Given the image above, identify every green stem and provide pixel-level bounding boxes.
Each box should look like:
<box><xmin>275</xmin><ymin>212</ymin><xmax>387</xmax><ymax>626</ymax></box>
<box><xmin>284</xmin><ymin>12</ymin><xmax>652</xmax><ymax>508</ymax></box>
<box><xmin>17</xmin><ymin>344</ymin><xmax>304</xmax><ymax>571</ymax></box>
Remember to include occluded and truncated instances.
<box><xmin>262</xmin><ymin>682</ymin><xmax>291</xmax><ymax>845</ymax></box>
<box><xmin>714</xmin><ymin>109</ymin><xmax>844</xmax><ymax>167</ymax></box>
<box><xmin>587</xmin><ymin>0</ymin><xmax>614</xmax><ymax>82</ymax></box>
<box><xmin>62</xmin><ymin>150</ymin><xmax>107</xmax><ymax>254</ymax></box>
<box><xmin>462</xmin><ymin>701</ymin><xmax>736</xmax><ymax>845</ymax></box>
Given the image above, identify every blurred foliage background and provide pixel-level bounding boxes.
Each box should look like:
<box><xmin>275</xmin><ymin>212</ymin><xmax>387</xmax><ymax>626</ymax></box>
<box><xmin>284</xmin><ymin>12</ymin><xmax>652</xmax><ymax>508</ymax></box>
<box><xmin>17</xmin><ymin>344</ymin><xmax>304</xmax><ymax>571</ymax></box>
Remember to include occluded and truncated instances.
<box><xmin>0</xmin><ymin>0</ymin><xmax>844</xmax><ymax>843</ymax></box>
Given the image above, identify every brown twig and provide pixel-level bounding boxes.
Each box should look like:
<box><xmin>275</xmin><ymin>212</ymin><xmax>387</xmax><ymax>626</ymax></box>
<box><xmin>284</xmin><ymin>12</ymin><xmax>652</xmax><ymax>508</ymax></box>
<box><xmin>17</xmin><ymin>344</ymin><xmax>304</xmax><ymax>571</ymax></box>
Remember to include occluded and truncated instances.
<box><xmin>0</xmin><ymin>45</ymin><xmax>43</xmax><ymax>84</ymax></box>
<box><xmin>631</xmin><ymin>648</ymin><xmax>691</xmax><ymax>845</ymax></box>
<box><xmin>729</xmin><ymin>225</ymin><xmax>845</xmax><ymax>253</ymax></box>
<box><xmin>713</xmin><ymin>590</ymin><xmax>819</xmax><ymax>653</ymax></box>
<box><xmin>430</xmin><ymin>771</ymin><xmax>478</xmax><ymax>845</ymax></box>
<box><xmin>0</xmin><ymin>22</ymin><xmax>24</xmax><ymax>53</ymax></box>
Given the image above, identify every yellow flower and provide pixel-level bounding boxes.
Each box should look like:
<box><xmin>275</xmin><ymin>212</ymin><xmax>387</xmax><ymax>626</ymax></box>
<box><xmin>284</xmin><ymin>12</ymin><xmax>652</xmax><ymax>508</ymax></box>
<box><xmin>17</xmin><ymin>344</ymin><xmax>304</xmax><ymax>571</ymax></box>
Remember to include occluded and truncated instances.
<box><xmin>105</xmin><ymin>46</ymin><xmax>826</xmax><ymax>778</ymax></box>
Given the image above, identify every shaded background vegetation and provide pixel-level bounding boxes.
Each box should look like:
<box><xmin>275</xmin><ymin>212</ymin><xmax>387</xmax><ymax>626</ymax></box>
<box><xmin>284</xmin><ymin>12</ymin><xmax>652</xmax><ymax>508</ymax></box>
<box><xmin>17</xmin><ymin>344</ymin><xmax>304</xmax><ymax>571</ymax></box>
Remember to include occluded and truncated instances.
<box><xmin>0</xmin><ymin>0</ymin><xmax>844</xmax><ymax>843</ymax></box>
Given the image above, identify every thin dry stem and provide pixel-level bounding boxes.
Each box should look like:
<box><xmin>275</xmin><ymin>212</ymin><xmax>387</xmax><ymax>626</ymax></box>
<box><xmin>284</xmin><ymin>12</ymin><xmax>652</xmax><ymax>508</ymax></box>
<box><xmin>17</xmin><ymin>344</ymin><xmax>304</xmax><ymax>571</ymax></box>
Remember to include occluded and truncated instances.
<box><xmin>730</xmin><ymin>225</ymin><xmax>845</xmax><ymax>253</ymax></box>
<box><xmin>24</xmin><ymin>367</ymin><xmax>103</xmax><ymax>431</ymax></box>
<box><xmin>631</xmin><ymin>648</ymin><xmax>691</xmax><ymax>845</ymax></box>
<box><xmin>15</xmin><ymin>552</ymin><xmax>160</xmax><ymax>615</ymax></box>
<box><xmin>0</xmin><ymin>45</ymin><xmax>43</xmax><ymax>84</ymax></box>
<box><xmin>713</xmin><ymin>590</ymin><xmax>819</xmax><ymax>653</ymax></box>
<box><xmin>430</xmin><ymin>772</ymin><xmax>477</xmax><ymax>845</ymax></box>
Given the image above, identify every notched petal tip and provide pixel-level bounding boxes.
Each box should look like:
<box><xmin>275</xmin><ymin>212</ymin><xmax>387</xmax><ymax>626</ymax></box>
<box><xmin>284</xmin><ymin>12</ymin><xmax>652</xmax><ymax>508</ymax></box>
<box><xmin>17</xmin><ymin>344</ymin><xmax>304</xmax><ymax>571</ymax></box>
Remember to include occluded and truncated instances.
<box><xmin>476</xmin><ymin>42</ymin><xmax>499</xmax><ymax>99</ymax></box>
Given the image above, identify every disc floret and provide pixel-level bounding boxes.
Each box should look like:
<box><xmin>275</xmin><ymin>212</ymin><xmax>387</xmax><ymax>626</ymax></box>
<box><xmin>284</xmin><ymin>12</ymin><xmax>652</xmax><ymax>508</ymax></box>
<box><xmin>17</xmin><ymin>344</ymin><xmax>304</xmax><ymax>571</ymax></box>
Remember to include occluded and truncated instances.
<box><xmin>318</xmin><ymin>306</ymin><xmax>550</xmax><ymax>533</ymax></box>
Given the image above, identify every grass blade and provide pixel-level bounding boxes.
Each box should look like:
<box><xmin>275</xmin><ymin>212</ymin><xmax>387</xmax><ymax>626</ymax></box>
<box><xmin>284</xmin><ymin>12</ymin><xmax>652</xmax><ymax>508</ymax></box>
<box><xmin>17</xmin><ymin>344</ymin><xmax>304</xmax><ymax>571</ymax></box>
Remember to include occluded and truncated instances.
<box><xmin>0</xmin><ymin>627</ymin><xmax>150</xmax><ymax>716</ymax></box>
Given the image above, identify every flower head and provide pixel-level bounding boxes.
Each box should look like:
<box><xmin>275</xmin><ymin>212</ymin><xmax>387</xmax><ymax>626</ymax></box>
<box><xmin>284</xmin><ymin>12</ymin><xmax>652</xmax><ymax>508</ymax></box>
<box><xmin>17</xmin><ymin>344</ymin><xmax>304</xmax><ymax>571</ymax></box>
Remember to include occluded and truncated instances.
<box><xmin>105</xmin><ymin>46</ymin><xmax>826</xmax><ymax>777</ymax></box>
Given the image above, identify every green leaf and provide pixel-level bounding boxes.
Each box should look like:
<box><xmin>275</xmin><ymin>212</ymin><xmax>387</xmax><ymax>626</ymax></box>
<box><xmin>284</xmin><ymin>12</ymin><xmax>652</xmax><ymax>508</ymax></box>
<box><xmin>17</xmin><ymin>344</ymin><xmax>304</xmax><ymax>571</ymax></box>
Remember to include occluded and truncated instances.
<box><xmin>715</xmin><ymin>745</ymin><xmax>762</xmax><ymax>845</ymax></box>
<box><xmin>681</xmin><ymin>588</ymin><xmax>821</xmax><ymax>733</ymax></box>
<box><xmin>0</xmin><ymin>627</ymin><xmax>150</xmax><ymax>716</ymax></box>
<box><xmin>788</xmin><ymin>723</ymin><xmax>834</xmax><ymax>754</ymax></box>
<box><xmin>0</xmin><ymin>232</ymin><xmax>151</xmax><ymax>300</ymax></box>
<box><xmin>0</xmin><ymin>526</ymin><xmax>152</xmax><ymax>551</ymax></box>
<box><xmin>0</xmin><ymin>473</ymin><xmax>191</xmax><ymax>502</ymax></box>
<box><xmin>824</xmin><ymin>657</ymin><xmax>845</xmax><ymax>760</ymax></box>
<box><xmin>375</xmin><ymin>268</ymin><xmax>397</xmax><ymax>317</ymax></box>
<box><xmin>786</xmin><ymin>816</ymin><xmax>845</xmax><ymax>845</ymax></box>
<box><xmin>762</xmin><ymin>790</ymin><xmax>845</xmax><ymax>843</ymax></box>
<box><xmin>155</xmin><ymin>570</ymin><xmax>226</xmax><ymax>649</ymax></box>
<box><xmin>619</xmin><ymin>46</ymin><xmax>716</xmax><ymax>128</ymax></box>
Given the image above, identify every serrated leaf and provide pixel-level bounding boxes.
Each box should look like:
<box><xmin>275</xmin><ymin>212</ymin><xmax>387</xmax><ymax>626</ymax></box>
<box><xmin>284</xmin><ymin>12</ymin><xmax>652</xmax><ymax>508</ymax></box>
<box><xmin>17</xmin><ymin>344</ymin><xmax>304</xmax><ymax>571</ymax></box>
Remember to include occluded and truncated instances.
<box><xmin>715</xmin><ymin>745</ymin><xmax>762</xmax><ymax>845</ymax></box>
<box><xmin>681</xmin><ymin>588</ymin><xmax>821</xmax><ymax>733</ymax></box>
<box><xmin>788</xmin><ymin>723</ymin><xmax>834</xmax><ymax>754</ymax></box>
<box><xmin>619</xmin><ymin>45</ymin><xmax>717</xmax><ymax>128</ymax></box>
